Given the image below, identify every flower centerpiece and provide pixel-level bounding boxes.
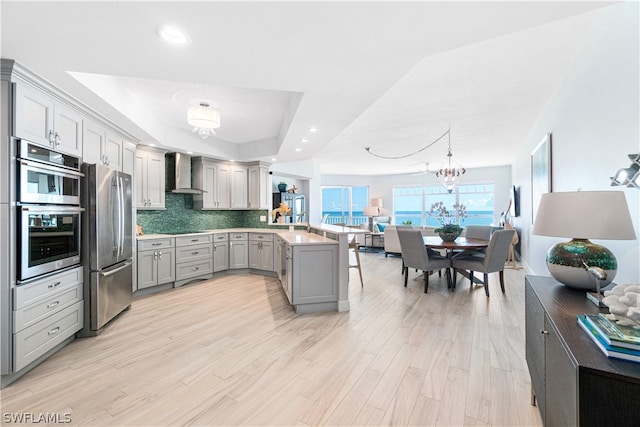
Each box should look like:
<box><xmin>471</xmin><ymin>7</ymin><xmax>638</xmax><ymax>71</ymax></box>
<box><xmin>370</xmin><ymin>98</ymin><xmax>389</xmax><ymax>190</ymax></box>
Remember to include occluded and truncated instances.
<box><xmin>429</xmin><ymin>201</ymin><xmax>467</xmax><ymax>241</ymax></box>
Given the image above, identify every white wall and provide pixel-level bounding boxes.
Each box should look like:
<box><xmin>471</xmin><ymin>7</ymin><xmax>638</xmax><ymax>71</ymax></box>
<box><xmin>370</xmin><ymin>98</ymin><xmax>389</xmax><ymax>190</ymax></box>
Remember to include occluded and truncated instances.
<box><xmin>321</xmin><ymin>165</ymin><xmax>512</xmax><ymax>225</ymax></box>
<box><xmin>513</xmin><ymin>2</ymin><xmax>640</xmax><ymax>284</ymax></box>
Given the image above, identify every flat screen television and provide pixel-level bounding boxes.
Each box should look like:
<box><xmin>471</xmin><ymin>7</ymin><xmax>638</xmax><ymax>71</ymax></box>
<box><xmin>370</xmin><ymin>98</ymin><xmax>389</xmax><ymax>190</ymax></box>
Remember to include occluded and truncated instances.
<box><xmin>510</xmin><ymin>185</ymin><xmax>520</xmax><ymax>217</ymax></box>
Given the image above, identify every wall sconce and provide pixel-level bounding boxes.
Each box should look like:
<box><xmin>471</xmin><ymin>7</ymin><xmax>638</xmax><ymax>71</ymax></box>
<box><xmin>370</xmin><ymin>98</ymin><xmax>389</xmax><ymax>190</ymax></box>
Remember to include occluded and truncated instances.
<box><xmin>610</xmin><ymin>153</ymin><xmax>640</xmax><ymax>188</ymax></box>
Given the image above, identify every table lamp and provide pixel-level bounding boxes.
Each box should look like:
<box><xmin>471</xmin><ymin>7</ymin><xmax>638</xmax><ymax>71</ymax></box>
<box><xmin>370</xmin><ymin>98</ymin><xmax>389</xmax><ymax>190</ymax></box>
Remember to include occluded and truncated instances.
<box><xmin>363</xmin><ymin>198</ymin><xmax>383</xmax><ymax>232</ymax></box>
<box><xmin>532</xmin><ymin>191</ymin><xmax>636</xmax><ymax>290</ymax></box>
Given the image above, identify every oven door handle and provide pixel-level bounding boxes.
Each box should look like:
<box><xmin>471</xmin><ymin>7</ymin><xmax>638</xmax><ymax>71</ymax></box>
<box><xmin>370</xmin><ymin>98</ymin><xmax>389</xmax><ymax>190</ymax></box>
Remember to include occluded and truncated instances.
<box><xmin>20</xmin><ymin>205</ymin><xmax>85</xmax><ymax>213</ymax></box>
<box><xmin>100</xmin><ymin>261</ymin><xmax>133</xmax><ymax>278</ymax></box>
<box><xmin>19</xmin><ymin>159</ymin><xmax>84</xmax><ymax>178</ymax></box>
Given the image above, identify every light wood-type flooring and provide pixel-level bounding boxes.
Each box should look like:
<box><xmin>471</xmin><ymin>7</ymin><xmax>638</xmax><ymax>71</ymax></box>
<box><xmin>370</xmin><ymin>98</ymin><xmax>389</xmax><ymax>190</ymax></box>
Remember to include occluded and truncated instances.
<box><xmin>1</xmin><ymin>251</ymin><xmax>543</xmax><ymax>426</ymax></box>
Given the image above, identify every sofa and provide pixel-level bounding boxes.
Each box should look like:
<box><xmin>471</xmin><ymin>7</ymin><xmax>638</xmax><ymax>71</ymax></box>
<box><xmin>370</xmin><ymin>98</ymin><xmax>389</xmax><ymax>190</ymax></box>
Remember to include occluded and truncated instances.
<box><xmin>354</xmin><ymin>216</ymin><xmax>391</xmax><ymax>249</ymax></box>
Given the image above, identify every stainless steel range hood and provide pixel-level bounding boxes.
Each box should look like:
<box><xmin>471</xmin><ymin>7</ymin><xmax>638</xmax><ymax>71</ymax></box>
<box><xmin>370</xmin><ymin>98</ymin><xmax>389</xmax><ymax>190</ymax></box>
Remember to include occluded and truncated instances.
<box><xmin>165</xmin><ymin>152</ymin><xmax>206</xmax><ymax>194</ymax></box>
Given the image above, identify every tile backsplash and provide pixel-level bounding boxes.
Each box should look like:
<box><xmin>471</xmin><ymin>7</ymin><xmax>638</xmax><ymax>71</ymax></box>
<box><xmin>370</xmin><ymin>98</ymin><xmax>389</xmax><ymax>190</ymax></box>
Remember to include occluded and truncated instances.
<box><xmin>136</xmin><ymin>193</ymin><xmax>269</xmax><ymax>234</ymax></box>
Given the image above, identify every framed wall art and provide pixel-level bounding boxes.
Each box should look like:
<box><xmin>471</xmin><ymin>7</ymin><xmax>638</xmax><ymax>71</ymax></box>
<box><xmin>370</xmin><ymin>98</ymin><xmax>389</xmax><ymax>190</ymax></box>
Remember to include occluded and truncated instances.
<box><xmin>531</xmin><ymin>133</ymin><xmax>552</xmax><ymax>224</ymax></box>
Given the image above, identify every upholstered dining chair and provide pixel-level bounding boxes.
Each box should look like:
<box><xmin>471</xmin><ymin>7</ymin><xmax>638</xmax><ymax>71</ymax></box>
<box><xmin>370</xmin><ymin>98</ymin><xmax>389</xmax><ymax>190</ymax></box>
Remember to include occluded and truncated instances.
<box><xmin>397</xmin><ymin>229</ymin><xmax>451</xmax><ymax>293</ymax></box>
<box><xmin>453</xmin><ymin>225</ymin><xmax>493</xmax><ymax>258</ymax></box>
<box><xmin>451</xmin><ymin>229</ymin><xmax>515</xmax><ymax>297</ymax></box>
<box><xmin>342</xmin><ymin>225</ymin><xmax>364</xmax><ymax>287</ymax></box>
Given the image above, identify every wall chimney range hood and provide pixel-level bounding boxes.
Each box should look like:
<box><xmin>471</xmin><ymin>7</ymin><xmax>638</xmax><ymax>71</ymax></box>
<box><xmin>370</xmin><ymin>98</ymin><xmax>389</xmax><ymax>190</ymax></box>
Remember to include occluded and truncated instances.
<box><xmin>165</xmin><ymin>152</ymin><xmax>206</xmax><ymax>194</ymax></box>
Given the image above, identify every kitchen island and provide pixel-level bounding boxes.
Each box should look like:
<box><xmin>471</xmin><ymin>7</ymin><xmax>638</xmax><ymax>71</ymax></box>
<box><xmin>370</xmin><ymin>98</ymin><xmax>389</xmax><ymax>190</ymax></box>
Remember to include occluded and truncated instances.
<box><xmin>136</xmin><ymin>226</ymin><xmax>360</xmax><ymax>314</ymax></box>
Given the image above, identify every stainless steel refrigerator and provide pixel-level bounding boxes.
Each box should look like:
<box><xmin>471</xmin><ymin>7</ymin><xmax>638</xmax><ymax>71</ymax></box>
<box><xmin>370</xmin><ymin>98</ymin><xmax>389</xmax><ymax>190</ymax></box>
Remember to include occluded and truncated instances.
<box><xmin>79</xmin><ymin>163</ymin><xmax>133</xmax><ymax>336</ymax></box>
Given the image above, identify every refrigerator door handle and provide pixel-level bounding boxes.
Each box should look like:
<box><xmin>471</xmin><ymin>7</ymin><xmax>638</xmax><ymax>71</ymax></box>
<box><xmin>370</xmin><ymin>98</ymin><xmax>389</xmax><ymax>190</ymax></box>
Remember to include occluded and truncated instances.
<box><xmin>100</xmin><ymin>260</ymin><xmax>133</xmax><ymax>277</ymax></box>
<box><xmin>118</xmin><ymin>175</ymin><xmax>125</xmax><ymax>258</ymax></box>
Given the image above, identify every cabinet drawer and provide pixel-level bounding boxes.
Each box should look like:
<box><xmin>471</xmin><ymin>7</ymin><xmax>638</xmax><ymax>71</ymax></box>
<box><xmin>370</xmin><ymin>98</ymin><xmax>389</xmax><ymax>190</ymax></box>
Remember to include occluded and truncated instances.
<box><xmin>14</xmin><ymin>283</ymin><xmax>83</xmax><ymax>332</ymax></box>
<box><xmin>175</xmin><ymin>234</ymin><xmax>213</xmax><ymax>247</ymax></box>
<box><xmin>250</xmin><ymin>233</ymin><xmax>273</xmax><ymax>242</ymax></box>
<box><xmin>14</xmin><ymin>266</ymin><xmax>83</xmax><ymax>309</ymax></box>
<box><xmin>176</xmin><ymin>243</ymin><xmax>213</xmax><ymax>263</ymax></box>
<box><xmin>13</xmin><ymin>300</ymin><xmax>83</xmax><ymax>371</ymax></box>
<box><xmin>176</xmin><ymin>259</ymin><xmax>214</xmax><ymax>281</ymax></box>
<box><xmin>229</xmin><ymin>232</ymin><xmax>248</xmax><ymax>241</ymax></box>
<box><xmin>138</xmin><ymin>238</ymin><xmax>174</xmax><ymax>251</ymax></box>
<box><xmin>213</xmin><ymin>233</ymin><xmax>228</xmax><ymax>242</ymax></box>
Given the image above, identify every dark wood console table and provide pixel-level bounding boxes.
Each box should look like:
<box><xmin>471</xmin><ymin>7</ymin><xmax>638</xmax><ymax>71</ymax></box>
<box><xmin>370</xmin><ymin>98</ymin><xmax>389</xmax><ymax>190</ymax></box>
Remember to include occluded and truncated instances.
<box><xmin>525</xmin><ymin>275</ymin><xmax>640</xmax><ymax>426</ymax></box>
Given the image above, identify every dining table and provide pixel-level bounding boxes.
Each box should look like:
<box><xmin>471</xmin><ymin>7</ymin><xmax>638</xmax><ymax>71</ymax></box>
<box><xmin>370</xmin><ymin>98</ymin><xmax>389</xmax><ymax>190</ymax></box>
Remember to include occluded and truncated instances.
<box><xmin>423</xmin><ymin>236</ymin><xmax>490</xmax><ymax>290</ymax></box>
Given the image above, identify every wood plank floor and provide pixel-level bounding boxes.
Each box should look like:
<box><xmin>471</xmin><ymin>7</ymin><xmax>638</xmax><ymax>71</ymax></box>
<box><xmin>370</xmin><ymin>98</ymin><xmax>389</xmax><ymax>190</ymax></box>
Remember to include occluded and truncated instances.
<box><xmin>1</xmin><ymin>251</ymin><xmax>542</xmax><ymax>426</ymax></box>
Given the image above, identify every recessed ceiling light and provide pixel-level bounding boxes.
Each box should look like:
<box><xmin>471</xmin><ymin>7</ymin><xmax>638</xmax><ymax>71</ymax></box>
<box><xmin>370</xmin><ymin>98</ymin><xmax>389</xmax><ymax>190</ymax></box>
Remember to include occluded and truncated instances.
<box><xmin>309</xmin><ymin>127</ymin><xmax>318</xmax><ymax>133</ymax></box>
<box><xmin>187</xmin><ymin>151</ymin><xmax>193</xmax><ymax>155</ymax></box>
<box><xmin>295</xmin><ymin>148</ymin><xmax>302</xmax><ymax>152</ymax></box>
<box><xmin>271</xmin><ymin>157</ymin><xmax>277</xmax><ymax>162</ymax></box>
<box><xmin>148</xmin><ymin>143</ymin><xmax>156</xmax><ymax>147</ymax></box>
<box><xmin>158</xmin><ymin>25</ymin><xmax>191</xmax><ymax>46</ymax></box>
<box><xmin>301</xmin><ymin>138</ymin><xmax>309</xmax><ymax>143</ymax></box>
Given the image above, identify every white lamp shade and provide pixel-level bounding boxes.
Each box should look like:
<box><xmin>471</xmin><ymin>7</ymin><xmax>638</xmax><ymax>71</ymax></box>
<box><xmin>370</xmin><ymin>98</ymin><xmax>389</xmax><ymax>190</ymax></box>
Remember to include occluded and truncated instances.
<box><xmin>369</xmin><ymin>198</ymin><xmax>383</xmax><ymax>208</ymax></box>
<box><xmin>532</xmin><ymin>191</ymin><xmax>636</xmax><ymax>240</ymax></box>
<box><xmin>363</xmin><ymin>206</ymin><xmax>379</xmax><ymax>217</ymax></box>
<box><xmin>187</xmin><ymin>104</ymin><xmax>221</xmax><ymax>129</ymax></box>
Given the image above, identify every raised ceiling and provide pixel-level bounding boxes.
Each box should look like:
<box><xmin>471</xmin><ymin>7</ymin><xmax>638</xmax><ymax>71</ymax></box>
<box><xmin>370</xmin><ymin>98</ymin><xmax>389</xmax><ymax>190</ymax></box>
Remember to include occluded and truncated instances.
<box><xmin>0</xmin><ymin>1</ymin><xmax>616</xmax><ymax>175</ymax></box>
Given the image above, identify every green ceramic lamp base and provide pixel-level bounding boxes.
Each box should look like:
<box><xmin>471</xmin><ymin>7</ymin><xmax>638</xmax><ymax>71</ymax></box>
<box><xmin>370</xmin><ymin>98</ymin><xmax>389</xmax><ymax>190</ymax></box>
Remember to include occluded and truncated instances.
<box><xmin>546</xmin><ymin>238</ymin><xmax>617</xmax><ymax>290</ymax></box>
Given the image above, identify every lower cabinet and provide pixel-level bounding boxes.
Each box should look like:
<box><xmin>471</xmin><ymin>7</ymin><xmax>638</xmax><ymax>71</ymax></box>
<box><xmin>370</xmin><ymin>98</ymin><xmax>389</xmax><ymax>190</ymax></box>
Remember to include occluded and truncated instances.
<box><xmin>12</xmin><ymin>266</ymin><xmax>84</xmax><ymax>371</ymax></box>
<box><xmin>249</xmin><ymin>233</ymin><xmax>274</xmax><ymax>272</ymax></box>
<box><xmin>291</xmin><ymin>244</ymin><xmax>338</xmax><ymax>305</ymax></box>
<box><xmin>213</xmin><ymin>233</ymin><xmax>229</xmax><ymax>272</ymax></box>
<box><xmin>525</xmin><ymin>275</ymin><xmax>640</xmax><ymax>427</ymax></box>
<box><xmin>175</xmin><ymin>234</ymin><xmax>213</xmax><ymax>285</ymax></box>
<box><xmin>137</xmin><ymin>238</ymin><xmax>175</xmax><ymax>289</ymax></box>
<box><xmin>229</xmin><ymin>232</ymin><xmax>248</xmax><ymax>269</ymax></box>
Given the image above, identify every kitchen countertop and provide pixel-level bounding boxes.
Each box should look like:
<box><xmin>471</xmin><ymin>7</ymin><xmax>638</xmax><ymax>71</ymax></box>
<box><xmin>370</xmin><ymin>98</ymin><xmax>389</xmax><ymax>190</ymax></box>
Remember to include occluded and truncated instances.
<box><xmin>137</xmin><ymin>228</ymin><xmax>337</xmax><ymax>245</ymax></box>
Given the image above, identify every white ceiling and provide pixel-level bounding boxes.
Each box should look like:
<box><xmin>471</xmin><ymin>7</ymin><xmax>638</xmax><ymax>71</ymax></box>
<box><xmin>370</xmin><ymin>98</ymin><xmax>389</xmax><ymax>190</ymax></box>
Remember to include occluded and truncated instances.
<box><xmin>0</xmin><ymin>1</ymin><xmax>616</xmax><ymax>175</ymax></box>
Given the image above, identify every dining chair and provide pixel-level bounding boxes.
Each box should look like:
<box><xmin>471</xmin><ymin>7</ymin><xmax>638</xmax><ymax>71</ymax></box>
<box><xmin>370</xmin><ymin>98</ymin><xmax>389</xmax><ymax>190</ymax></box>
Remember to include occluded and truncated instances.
<box><xmin>451</xmin><ymin>229</ymin><xmax>515</xmax><ymax>297</ymax></box>
<box><xmin>343</xmin><ymin>225</ymin><xmax>364</xmax><ymax>287</ymax></box>
<box><xmin>465</xmin><ymin>225</ymin><xmax>492</xmax><ymax>241</ymax></box>
<box><xmin>397</xmin><ymin>229</ymin><xmax>450</xmax><ymax>293</ymax></box>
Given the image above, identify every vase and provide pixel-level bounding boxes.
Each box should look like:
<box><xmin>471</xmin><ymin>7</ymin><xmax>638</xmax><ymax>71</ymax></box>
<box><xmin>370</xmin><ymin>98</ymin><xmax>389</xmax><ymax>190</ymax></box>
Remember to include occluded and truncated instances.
<box><xmin>439</xmin><ymin>231</ymin><xmax>460</xmax><ymax>242</ymax></box>
<box><xmin>277</xmin><ymin>183</ymin><xmax>287</xmax><ymax>193</ymax></box>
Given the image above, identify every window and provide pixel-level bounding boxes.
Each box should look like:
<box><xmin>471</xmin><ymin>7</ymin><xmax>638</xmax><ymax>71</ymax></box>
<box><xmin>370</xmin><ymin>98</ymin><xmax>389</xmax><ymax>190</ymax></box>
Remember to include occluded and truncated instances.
<box><xmin>393</xmin><ymin>184</ymin><xmax>495</xmax><ymax>226</ymax></box>
<box><xmin>321</xmin><ymin>186</ymin><xmax>369</xmax><ymax>225</ymax></box>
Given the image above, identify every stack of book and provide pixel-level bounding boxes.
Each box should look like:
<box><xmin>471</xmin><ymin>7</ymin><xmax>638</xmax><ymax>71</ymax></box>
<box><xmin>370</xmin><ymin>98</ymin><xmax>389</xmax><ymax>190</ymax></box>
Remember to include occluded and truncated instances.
<box><xmin>576</xmin><ymin>313</ymin><xmax>640</xmax><ymax>363</ymax></box>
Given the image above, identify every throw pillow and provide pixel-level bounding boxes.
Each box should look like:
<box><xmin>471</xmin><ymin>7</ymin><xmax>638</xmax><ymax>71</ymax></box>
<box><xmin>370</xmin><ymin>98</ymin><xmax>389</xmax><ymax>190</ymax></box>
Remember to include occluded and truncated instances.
<box><xmin>375</xmin><ymin>223</ymin><xmax>387</xmax><ymax>233</ymax></box>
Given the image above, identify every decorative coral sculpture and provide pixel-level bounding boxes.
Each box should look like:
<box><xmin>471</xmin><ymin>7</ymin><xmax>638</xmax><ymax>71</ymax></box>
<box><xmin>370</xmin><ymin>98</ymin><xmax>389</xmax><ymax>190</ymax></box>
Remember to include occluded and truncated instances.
<box><xmin>272</xmin><ymin>202</ymin><xmax>291</xmax><ymax>221</ymax></box>
<box><xmin>602</xmin><ymin>283</ymin><xmax>640</xmax><ymax>327</ymax></box>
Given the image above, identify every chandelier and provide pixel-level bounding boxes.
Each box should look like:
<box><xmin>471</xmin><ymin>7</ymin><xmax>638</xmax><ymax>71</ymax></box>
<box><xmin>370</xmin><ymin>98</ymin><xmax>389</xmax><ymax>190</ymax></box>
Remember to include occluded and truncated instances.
<box><xmin>435</xmin><ymin>128</ymin><xmax>465</xmax><ymax>193</ymax></box>
<box><xmin>187</xmin><ymin>103</ymin><xmax>220</xmax><ymax>139</ymax></box>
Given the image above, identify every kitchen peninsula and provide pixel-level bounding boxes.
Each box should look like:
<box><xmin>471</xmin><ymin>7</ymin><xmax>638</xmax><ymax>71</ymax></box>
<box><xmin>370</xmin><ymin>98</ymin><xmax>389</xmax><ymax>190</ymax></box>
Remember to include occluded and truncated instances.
<box><xmin>136</xmin><ymin>224</ymin><xmax>366</xmax><ymax>314</ymax></box>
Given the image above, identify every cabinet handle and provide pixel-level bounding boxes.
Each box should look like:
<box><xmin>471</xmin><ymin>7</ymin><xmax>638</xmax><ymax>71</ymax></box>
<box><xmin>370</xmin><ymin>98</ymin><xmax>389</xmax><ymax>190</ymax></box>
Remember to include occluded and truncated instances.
<box><xmin>48</xmin><ymin>130</ymin><xmax>55</xmax><ymax>146</ymax></box>
<box><xmin>54</xmin><ymin>132</ymin><xmax>61</xmax><ymax>146</ymax></box>
<box><xmin>192</xmin><ymin>251</ymin><xmax>200</xmax><ymax>255</ymax></box>
<box><xmin>191</xmin><ymin>239</ymin><xmax>199</xmax><ymax>242</ymax></box>
<box><xmin>540</xmin><ymin>329</ymin><xmax>548</xmax><ymax>335</ymax></box>
<box><xmin>154</xmin><ymin>251</ymin><xmax>158</xmax><ymax>260</ymax></box>
<box><xmin>48</xmin><ymin>281</ymin><xmax>61</xmax><ymax>289</ymax></box>
<box><xmin>192</xmin><ymin>267</ymin><xmax>199</xmax><ymax>271</ymax></box>
<box><xmin>48</xmin><ymin>326</ymin><xmax>60</xmax><ymax>335</ymax></box>
<box><xmin>47</xmin><ymin>300</ymin><xmax>60</xmax><ymax>309</ymax></box>
<box><xmin>152</xmin><ymin>243</ymin><xmax>162</xmax><ymax>246</ymax></box>
<box><xmin>158</xmin><ymin>251</ymin><xmax>163</xmax><ymax>260</ymax></box>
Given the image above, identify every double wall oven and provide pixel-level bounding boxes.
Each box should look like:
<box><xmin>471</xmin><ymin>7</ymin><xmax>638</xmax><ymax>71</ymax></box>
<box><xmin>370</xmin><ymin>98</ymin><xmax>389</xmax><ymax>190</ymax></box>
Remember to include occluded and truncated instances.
<box><xmin>16</xmin><ymin>139</ymin><xmax>83</xmax><ymax>282</ymax></box>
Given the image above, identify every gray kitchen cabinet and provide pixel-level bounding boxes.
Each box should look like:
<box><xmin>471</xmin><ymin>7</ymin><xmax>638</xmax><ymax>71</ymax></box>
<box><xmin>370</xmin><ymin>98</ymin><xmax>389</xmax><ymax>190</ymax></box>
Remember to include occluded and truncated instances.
<box><xmin>192</xmin><ymin>158</ymin><xmax>232</xmax><ymax>209</ymax></box>
<box><xmin>135</xmin><ymin>146</ymin><xmax>165</xmax><ymax>210</ymax></box>
<box><xmin>83</xmin><ymin>119</ymin><xmax>133</xmax><ymax>173</ymax></box>
<box><xmin>12</xmin><ymin>266</ymin><xmax>84</xmax><ymax>371</ymax></box>
<box><xmin>174</xmin><ymin>234</ymin><xmax>213</xmax><ymax>286</ymax></box>
<box><xmin>121</xmin><ymin>140</ymin><xmax>136</xmax><ymax>177</ymax></box>
<box><xmin>229</xmin><ymin>232</ymin><xmax>248</xmax><ymax>269</ymax></box>
<box><xmin>213</xmin><ymin>233</ymin><xmax>229</xmax><ymax>272</ymax></box>
<box><xmin>249</xmin><ymin>233</ymin><xmax>274</xmax><ymax>271</ymax></box>
<box><xmin>291</xmin><ymin>244</ymin><xmax>338</xmax><ymax>306</ymax></box>
<box><xmin>248</xmin><ymin>162</ymin><xmax>271</xmax><ymax>210</ymax></box>
<box><xmin>137</xmin><ymin>238</ymin><xmax>175</xmax><ymax>289</ymax></box>
<box><xmin>14</xmin><ymin>83</ymin><xmax>82</xmax><ymax>157</ymax></box>
<box><xmin>230</xmin><ymin>165</ymin><xmax>248</xmax><ymax>209</ymax></box>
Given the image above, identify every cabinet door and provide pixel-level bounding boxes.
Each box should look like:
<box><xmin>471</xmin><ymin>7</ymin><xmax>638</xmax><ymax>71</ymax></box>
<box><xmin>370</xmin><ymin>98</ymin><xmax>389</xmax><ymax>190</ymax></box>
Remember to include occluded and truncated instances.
<box><xmin>137</xmin><ymin>251</ymin><xmax>158</xmax><ymax>289</ymax></box>
<box><xmin>145</xmin><ymin>150</ymin><xmax>166</xmax><ymax>209</ymax></box>
<box><xmin>14</xmin><ymin>83</ymin><xmax>54</xmax><ymax>147</ymax></box>
<box><xmin>121</xmin><ymin>140</ymin><xmax>136</xmax><ymax>176</ymax></box>
<box><xmin>229</xmin><ymin>240</ymin><xmax>248</xmax><ymax>269</ymax></box>
<box><xmin>231</xmin><ymin>166</ymin><xmax>248</xmax><ymax>209</ymax></box>
<box><xmin>525</xmin><ymin>283</ymin><xmax>546</xmax><ymax>419</ymax></box>
<box><xmin>156</xmin><ymin>248</ymin><xmax>175</xmax><ymax>285</ymax></box>
<box><xmin>291</xmin><ymin>245</ymin><xmax>338</xmax><ymax>304</ymax></box>
<box><xmin>545</xmin><ymin>315</ymin><xmax>577</xmax><ymax>427</ymax></box>
<box><xmin>134</xmin><ymin>152</ymin><xmax>146</xmax><ymax>208</ymax></box>
<box><xmin>53</xmin><ymin>105</ymin><xmax>83</xmax><ymax>157</ymax></box>
<box><xmin>216</xmin><ymin>164</ymin><xmax>231</xmax><ymax>209</ymax></box>
<box><xmin>104</xmin><ymin>132</ymin><xmax>123</xmax><ymax>171</ymax></box>
<box><xmin>260</xmin><ymin>241</ymin><xmax>274</xmax><ymax>271</ymax></box>
<box><xmin>83</xmin><ymin>119</ymin><xmax>106</xmax><ymax>165</ymax></box>
<box><xmin>202</xmin><ymin>163</ymin><xmax>217</xmax><ymax>208</ymax></box>
<box><xmin>249</xmin><ymin>241</ymin><xmax>261</xmax><ymax>269</ymax></box>
<box><xmin>213</xmin><ymin>241</ymin><xmax>229</xmax><ymax>272</ymax></box>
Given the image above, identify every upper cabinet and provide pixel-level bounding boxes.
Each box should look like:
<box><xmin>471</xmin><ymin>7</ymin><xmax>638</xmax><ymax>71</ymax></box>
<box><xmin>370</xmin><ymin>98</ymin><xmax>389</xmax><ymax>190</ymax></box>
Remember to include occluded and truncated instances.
<box><xmin>83</xmin><ymin>118</ymin><xmax>134</xmax><ymax>173</ymax></box>
<box><xmin>193</xmin><ymin>158</ymin><xmax>268</xmax><ymax>210</ymax></box>
<box><xmin>248</xmin><ymin>162</ymin><xmax>271</xmax><ymax>210</ymax></box>
<box><xmin>14</xmin><ymin>83</ymin><xmax>82</xmax><ymax>157</ymax></box>
<box><xmin>135</xmin><ymin>147</ymin><xmax>166</xmax><ymax>210</ymax></box>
